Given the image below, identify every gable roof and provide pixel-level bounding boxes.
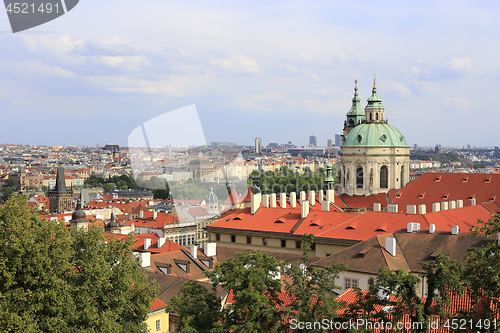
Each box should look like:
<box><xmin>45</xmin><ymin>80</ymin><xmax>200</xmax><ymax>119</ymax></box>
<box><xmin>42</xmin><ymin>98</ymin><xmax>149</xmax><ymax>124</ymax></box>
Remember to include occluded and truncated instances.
<box><xmin>311</xmin><ymin>228</ymin><xmax>496</xmax><ymax>274</ymax></box>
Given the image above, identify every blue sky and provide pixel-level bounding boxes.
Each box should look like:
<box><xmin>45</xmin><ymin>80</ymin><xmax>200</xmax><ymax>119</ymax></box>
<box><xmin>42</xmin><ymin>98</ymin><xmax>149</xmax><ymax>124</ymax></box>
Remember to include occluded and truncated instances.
<box><xmin>0</xmin><ymin>1</ymin><xmax>499</xmax><ymax>148</ymax></box>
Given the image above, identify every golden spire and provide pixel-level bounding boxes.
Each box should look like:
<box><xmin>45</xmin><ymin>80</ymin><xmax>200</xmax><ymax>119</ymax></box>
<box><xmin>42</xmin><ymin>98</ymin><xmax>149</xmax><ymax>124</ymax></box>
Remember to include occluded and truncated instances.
<box><xmin>373</xmin><ymin>72</ymin><xmax>377</xmax><ymax>89</ymax></box>
<box><xmin>354</xmin><ymin>79</ymin><xmax>358</xmax><ymax>91</ymax></box>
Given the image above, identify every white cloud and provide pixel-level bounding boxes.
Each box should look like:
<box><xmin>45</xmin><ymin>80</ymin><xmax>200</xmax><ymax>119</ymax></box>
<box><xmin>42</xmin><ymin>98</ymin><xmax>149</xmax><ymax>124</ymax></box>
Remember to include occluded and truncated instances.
<box><xmin>446</xmin><ymin>56</ymin><xmax>482</xmax><ymax>74</ymax></box>
<box><xmin>416</xmin><ymin>81</ymin><xmax>439</xmax><ymax>95</ymax></box>
<box><xmin>210</xmin><ymin>54</ymin><xmax>260</xmax><ymax>74</ymax></box>
<box><xmin>92</xmin><ymin>56</ymin><xmax>150</xmax><ymax>71</ymax></box>
<box><xmin>410</xmin><ymin>65</ymin><xmax>421</xmax><ymax>74</ymax></box>
<box><xmin>445</xmin><ymin>96</ymin><xmax>468</xmax><ymax>110</ymax></box>
<box><xmin>16</xmin><ymin>60</ymin><xmax>74</xmax><ymax>78</ymax></box>
<box><xmin>282</xmin><ymin>64</ymin><xmax>298</xmax><ymax>74</ymax></box>
<box><xmin>310</xmin><ymin>73</ymin><xmax>323</xmax><ymax>83</ymax></box>
<box><xmin>388</xmin><ymin>81</ymin><xmax>411</xmax><ymax>95</ymax></box>
<box><xmin>73</xmin><ymin>36</ymin><xmax>137</xmax><ymax>55</ymax></box>
<box><xmin>311</xmin><ymin>89</ymin><xmax>328</xmax><ymax>96</ymax></box>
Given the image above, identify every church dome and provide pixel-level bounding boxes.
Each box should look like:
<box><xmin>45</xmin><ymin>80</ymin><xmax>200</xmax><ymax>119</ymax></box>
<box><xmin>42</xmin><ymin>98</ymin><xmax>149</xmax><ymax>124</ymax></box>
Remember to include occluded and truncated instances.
<box><xmin>342</xmin><ymin>123</ymin><xmax>409</xmax><ymax>148</ymax></box>
<box><xmin>71</xmin><ymin>207</ymin><xmax>87</xmax><ymax>222</ymax></box>
<box><xmin>206</xmin><ymin>188</ymin><xmax>218</xmax><ymax>203</ymax></box>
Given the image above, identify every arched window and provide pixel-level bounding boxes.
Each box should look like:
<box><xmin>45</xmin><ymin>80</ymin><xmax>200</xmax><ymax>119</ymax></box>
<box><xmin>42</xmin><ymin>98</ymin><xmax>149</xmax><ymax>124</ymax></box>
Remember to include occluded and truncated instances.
<box><xmin>369</xmin><ymin>113</ymin><xmax>372</xmax><ymax>121</ymax></box>
<box><xmin>376</xmin><ymin>113</ymin><xmax>379</xmax><ymax>121</ymax></box>
<box><xmin>400</xmin><ymin>165</ymin><xmax>405</xmax><ymax>187</ymax></box>
<box><xmin>380</xmin><ymin>166</ymin><xmax>388</xmax><ymax>189</ymax></box>
<box><xmin>356</xmin><ymin>166</ymin><xmax>363</xmax><ymax>189</ymax></box>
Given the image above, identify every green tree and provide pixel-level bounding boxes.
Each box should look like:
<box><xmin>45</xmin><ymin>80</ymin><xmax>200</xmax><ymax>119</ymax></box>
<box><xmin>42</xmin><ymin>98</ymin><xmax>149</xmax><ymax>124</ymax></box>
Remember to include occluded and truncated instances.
<box><xmin>206</xmin><ymin>250</ymin><xmax>285</xmax><ymax>332</ymax></box>
<box><xmin>285</xmin><ymin>234</ymin><xmax>346</xmax><ymax>332</ymax></box>
<box><xmin>346</xmin><ymin>254</ymin><xmax>463</xmax><ymax>333</ymax></box>
<box><xmin>0</xmin><ymin>195</ymin><xmax>157</xmax><ymax>333</ymax></box>
<box><xmin>166</xmin><ymin>280</ymin><xmax>221</xmax><ymax>332</ymax></box>
<box><xmin>462</xmin><ymin>214</ymin><xmax>500</xmax><ymax>331</ymax></box>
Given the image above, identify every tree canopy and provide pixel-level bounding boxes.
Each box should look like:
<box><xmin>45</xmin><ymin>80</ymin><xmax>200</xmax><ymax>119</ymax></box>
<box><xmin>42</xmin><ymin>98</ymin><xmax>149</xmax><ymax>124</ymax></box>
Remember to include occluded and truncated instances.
<box><xmin>0</xmin><ymin>195</ymin><xmax>157</xmax><ymax>333</ymax></box>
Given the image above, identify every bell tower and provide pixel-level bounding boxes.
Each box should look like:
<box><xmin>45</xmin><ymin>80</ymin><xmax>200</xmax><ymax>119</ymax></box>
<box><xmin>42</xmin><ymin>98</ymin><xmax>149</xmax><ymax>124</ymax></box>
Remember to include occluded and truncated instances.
<box><xmin>364</xmin><ymin>74</ymin><xmax>385</xmax><ymax>124</ymax></box>
<box><xmin>343</xmin><ymin>80</ymin><xmax>365</xmax><ymax>137</ymax></box>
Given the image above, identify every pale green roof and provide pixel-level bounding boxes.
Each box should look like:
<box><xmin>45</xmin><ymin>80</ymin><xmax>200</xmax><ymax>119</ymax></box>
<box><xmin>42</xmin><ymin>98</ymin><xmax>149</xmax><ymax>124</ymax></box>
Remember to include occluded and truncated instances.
<box><xmin>346</xmin><ymin>87</ymin><xmax>364</xmax><ymax>116</ymax></box>
<box><xmin>366</xmin><ymin>79</ymin><xmax>384</xmax><ymax>109</ymax></box>
<box><xmin>342</xmin><ymin>123</ymin><xmax>409</xmax><ymax>148</ymax></box>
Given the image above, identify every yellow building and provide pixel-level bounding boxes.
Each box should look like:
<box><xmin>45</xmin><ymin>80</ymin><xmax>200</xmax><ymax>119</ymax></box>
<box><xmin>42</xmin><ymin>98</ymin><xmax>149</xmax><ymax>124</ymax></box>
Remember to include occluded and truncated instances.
<box><xmin>146</xmin><ymin>298</ymin><xmax>169</xmax><ymax>333</ymax></box>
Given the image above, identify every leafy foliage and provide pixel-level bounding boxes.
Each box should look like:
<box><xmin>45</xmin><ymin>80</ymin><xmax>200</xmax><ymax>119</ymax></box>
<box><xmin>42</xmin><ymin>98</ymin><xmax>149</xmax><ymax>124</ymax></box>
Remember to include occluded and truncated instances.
<box><xmin>206</xmin><ymin>250</ymin><xmax>285</xmax><ymax>332</ymax></box>
<box><xmin>166</xmin><ymin>280</ymin><xmax>221</xmax><ymax>333</ymax></box>
<box><xmin>247</xmin><ymin>166</ymin><xmax>330</xmax><ymax>194</ymax></box>
<box><xmin>0</xmin><ymin>195</ymin><xmax>157</xmax><ymax>333</ymax></box>
<box><xmin>285</xmin><ymin>234</ymin><xmax>346</xmax><ymax>332</ymax></box>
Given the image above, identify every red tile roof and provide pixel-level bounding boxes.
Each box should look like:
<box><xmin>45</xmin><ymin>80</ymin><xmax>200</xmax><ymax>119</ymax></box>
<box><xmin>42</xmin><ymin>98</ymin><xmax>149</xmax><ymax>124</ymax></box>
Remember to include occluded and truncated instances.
<box><xmin>150</xmin><ymin>298</ymin><xmax>167</xmax><ymax>312</ymax></box>
<box><xmin>393</xmin><ymin>172</ymin><xmax>500</xmax><ymax>213</ymax></box>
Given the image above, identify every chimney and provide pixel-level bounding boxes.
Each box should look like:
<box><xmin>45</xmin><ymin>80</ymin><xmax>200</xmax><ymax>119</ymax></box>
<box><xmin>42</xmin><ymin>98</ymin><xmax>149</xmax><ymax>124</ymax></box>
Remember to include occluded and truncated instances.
<box><xmin>191</xmin><ymin>245</ymin><xmax>197</xmax><ymax>259</ymax></box>
<box><xmin>373</xmin><ymin>203</ymin><xmax>381</xmax><ymax>212</ymax></box>
<box><xmin>385</xmin><ymin>238</ymin><xmax>396</xmax><ymax>257</ymax></box>
<box><xmin>153</xmin><ymin>210</ymin><xmax>158</xmax><ymax>219</ymax></box>
<box><xmin>406</xmin><ymin>205</ymin><xmax>417</xmax><ymax>214</ymax></box>
<box><xmin>321</xmin><ymin>200</ymin><xmax>330</xmax><ymax>211</ymax></box>
<box><xmin>158</xmin><ymin>237</ymin><xmax>166</xmax><ymax>248</ymax></box>
<box><xmin>290</xmin><ymin>192</ymin><xmax>297</xmax><ymax>208</ymax></box>
<box><xmin>318</xmin><ymin>190</ymin><xmax>324</xmax><ymax>202</ymax></box>
<box><xmin>280</xmin><ymin>193</ymin><xmax>287</xmax><ymax>208</ymax></box>
<box><xmin>418</xmin><ymin>204</ymin><xmax>426</xmax><ymax>214</ymax></box>
<box><xmin>204</xmin><ymin>242</ymin><xmax>217</xmax><ymax>257</ymax></box>
<box><xmin>326</xmin><ymin>189</ymin><xmax>335</xmax><ymax>204</ymax></box>
<box><xmin>270</xmin><ymin>193</ymin><xmax>276</xmax><ymax>208</ymax></box>
<box><xmin>457</xmin><ymin>200</ymin><xmax>464</xmax><ymax>208</ymax></box>
<box><xmin>432</xmin><ymin>202</ymin><xmax>440</xmax><ymax>212</ymax></box>
<box><xmin>441</xmin><ymin>201</ymin><xmax>448</xmax><ymax>211</ymax></box>
<box><xmin>262</xmin><ymin>194</ymin><xmax>270</xmax><ymax>208</ymax></box>
<box><xmin>448</xmin><ymin>201</ymin><xmax>456</xmax><ymax>209</ymax></box>
<box><xmin>301</xmin><ymin>200</ymin><xmax>310</xmax><ymax>219</ymax></box>
<box><xmin>138</xmin><ymin>252</ymin><xmax>151</xmax><ymax>268</ymax></box>
<box><xmin>452</xmin><ymin>225</ymin><xmax>459</xmax><ymax>235</ymax></box>
<box><xmin>429</xmin><ymin>224</ymin><xmax>436</xmax><ymax>234</ymax></box>
<box><xmin>309</xmin><ymin>190</ymin><xmax>316</xmax><ymax>206</ymax></box>
<box><xmin>387</xmin><ymin>204</ymin><xmax>398</xmax><ymax>213</ymax></box>
<box><xmin>251</xmin><ymin>193</ymin><xmax>261</xmax><ymax>215</ymax></box>
<box><xmin>300</xmin><ymin>191</ymin><xmax>306</xmax><ymax>202</ymax></box>
<box><xmin>140</xmin><ymin>210</ymin><xmax>144</xmax><ymax>219</ymax></box>
<box><xmin>471</xmin><ymin>198</ymin><xmax>476</xmax><ymax>206</ymax></box>
<box><xmin>144</xmin><ymin>238</ymin><xmax>151</xmax><ymax>250</ymax></box>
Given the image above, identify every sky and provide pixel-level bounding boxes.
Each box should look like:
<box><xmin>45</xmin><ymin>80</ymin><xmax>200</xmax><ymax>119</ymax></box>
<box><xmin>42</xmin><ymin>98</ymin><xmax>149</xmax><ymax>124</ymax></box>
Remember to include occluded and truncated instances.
<box><xmin>0</xmin><ymin>1</ymin><xmax>499</xmax><ymax>148</ymax></box>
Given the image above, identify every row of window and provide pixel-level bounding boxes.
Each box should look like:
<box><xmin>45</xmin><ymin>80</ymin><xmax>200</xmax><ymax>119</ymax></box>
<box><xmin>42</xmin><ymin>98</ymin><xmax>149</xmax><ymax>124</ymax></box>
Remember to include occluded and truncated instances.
<box><xmin>215</xmin><ymin>234</ymin><xmax>316</xmax><ymax>250</ymax></box>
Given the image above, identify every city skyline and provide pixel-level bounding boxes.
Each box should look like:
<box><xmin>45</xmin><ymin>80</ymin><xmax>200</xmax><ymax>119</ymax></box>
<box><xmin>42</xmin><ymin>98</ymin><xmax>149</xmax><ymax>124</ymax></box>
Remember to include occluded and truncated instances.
<box><xmin>1</xmin><ymin>1</ymin><xmax>499</xmax><ymax>147</ymax></box>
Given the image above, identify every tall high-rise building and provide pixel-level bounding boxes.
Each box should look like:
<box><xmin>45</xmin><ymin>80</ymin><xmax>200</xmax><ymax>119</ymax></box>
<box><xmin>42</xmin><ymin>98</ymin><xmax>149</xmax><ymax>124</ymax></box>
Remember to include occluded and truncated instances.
<box><xmin>255</xmin><ymin>137</ymin><xmax>262</xmax><ymax>154</ymax></box>
<box><xmin>335</xmin><ymin>133</ymin><xmax>341</xmax><ymax>147</ymax></box>
<box><xmin>309</xmin><ymin>135</ymin><xmax>317</xmax><ymax>147</ymax></box>
<box><xmin>327</xmin><ymin>139</ymin><xmax>333</xmax><ymax>148</ymax></box>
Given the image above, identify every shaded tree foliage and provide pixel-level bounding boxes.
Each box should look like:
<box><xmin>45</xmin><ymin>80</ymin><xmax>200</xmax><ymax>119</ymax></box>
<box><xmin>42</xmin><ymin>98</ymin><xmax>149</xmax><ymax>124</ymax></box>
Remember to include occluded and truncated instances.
<box><xmin>0</xmin><ymin>195</ymin><xmax>157</xmax><ymax>333</ymax></box>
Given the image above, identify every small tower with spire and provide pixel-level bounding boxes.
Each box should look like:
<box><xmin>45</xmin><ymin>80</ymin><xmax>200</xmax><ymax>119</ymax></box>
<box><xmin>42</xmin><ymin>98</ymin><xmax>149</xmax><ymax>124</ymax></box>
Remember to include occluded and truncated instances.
<box><xmin>364</xmin><ymin>73</ymin><xmax>385</xmax><ymax>123</ymax></box>
<box><xmin>324</xmin><ymin>155</ymin><xmax>335</xmax><ymax>191</ymax></box>
<box><xmin>69</xmin><ymin>199</ymin><xmax>88</xmax><ymax>230</ymax></box>
<box><xmin>343</xmin><ymin>80</ymin><xmax>365</xmax><ymax>137</ymax></box>
<box><xmin>205</xmin><ymin>188</ymin><xmax>219</xmax><ymax>215</ymax></box>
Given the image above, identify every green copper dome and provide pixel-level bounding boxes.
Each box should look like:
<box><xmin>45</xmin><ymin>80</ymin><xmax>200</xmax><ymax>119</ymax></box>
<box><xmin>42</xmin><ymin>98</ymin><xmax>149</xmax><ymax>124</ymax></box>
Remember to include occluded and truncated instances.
<box><xmin>342</xmin><ymin>123</ymin><xmax>409</xmax><ymax>148</ymax></box>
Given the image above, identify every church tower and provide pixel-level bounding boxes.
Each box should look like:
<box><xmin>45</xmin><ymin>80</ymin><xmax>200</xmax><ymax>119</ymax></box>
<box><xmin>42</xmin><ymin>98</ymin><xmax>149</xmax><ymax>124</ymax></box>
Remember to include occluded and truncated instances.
<box><xmin>48</xmin><ymin>166</ymin><xmax>73</xmax><ymax>213</ymax></box>
<box><xmin>69</xmin><ymin>199</ymin><xmax>88</xmax><ymax>230</ymax></box>
<box><xmin>339</xmin><ymin>76</ymin><xmax>410</xmax><ymax>196</ymax></box>
<box><xmin>206</xmin><ymin>188</ymin><xmax>219</xmax><ymax>215</ymax></box>
<box><xmin>342</xmin><ymin>80</ymin><xmax>365</xmax><ymax>137</ymax></box>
